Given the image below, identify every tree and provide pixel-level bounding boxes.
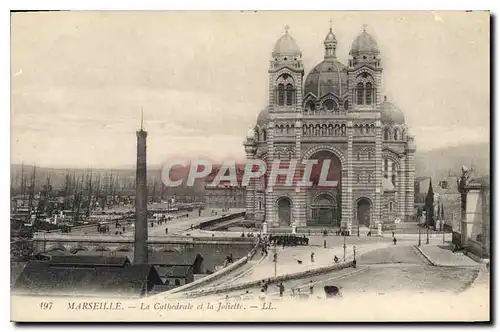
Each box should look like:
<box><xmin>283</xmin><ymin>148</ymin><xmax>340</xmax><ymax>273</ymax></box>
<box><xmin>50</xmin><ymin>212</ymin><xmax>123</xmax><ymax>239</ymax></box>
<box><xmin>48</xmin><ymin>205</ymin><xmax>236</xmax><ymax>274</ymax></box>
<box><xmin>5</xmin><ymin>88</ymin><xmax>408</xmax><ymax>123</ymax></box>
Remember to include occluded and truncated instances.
<box><xmin>425</xmin><ymin>179</ymin><xmax>435</xmax><ymax>227</ymax></box>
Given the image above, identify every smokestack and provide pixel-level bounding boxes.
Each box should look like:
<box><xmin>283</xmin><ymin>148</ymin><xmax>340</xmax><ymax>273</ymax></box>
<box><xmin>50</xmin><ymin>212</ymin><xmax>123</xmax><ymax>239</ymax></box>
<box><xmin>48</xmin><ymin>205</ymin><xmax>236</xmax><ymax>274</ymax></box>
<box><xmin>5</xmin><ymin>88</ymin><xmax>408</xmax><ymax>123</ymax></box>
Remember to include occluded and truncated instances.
<box><xmin>134</xmin><ymin>111</ymin><xmax>148</xmax><ymax>264</ymax></box>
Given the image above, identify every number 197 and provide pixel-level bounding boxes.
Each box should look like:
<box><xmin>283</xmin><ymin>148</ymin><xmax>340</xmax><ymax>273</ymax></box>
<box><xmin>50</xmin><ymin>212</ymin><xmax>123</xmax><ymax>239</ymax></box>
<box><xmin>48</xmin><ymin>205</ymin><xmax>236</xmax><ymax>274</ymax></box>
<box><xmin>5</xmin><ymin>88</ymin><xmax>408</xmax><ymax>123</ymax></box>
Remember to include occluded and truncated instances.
<box><xmin>40</xmin><ymin>302</ymin><xmax>53</xmax><ymax>310</ymax></box>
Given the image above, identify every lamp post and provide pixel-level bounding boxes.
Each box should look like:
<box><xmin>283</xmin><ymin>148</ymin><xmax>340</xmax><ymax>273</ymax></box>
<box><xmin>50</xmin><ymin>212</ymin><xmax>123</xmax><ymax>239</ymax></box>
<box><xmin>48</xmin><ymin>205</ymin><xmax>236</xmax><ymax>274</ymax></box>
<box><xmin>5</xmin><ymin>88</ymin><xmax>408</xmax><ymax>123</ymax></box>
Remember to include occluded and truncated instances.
<box><xmin>353</xmin><ymin>245</ymin><xmax>356</xmax><ymax>260</ymax></box>
<box><xmin>426</xmin><ymin>223</ymin><xmax>429</xmax><ymax>245</ymax></box>
<box><xmin>274</xmin><ymin>242</ymin><xmax>277</xmax><ymax>277</ymax></box>
<box><xmin>343</xmin><ymin>233</ymin><xmax>346</xmax><ymax>262</ymax></box>
<box><xmin>418</xmin><ymin>223</ymin><xmax>421</xmax><ymax>247</ymax></box>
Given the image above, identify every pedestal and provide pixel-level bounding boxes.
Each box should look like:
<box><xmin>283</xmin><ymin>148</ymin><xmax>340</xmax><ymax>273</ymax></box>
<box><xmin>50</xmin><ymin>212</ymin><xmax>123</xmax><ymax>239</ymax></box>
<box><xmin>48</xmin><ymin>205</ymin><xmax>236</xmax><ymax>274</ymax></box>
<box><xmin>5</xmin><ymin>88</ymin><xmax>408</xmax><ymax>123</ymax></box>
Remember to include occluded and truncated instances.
<box><xmin>377</xmin><ymin>223</ymin><xmax>382</xmax><ymax>236</ymax></box>
<box><xmin>262</xmin><ymin>222</ymin><xmax>268</xmax><ymax>234</ymax></box>
<box><xmin>291</xmin><ymin>222</ymin><xmax>297</xmax><ymax>234</ymax></box>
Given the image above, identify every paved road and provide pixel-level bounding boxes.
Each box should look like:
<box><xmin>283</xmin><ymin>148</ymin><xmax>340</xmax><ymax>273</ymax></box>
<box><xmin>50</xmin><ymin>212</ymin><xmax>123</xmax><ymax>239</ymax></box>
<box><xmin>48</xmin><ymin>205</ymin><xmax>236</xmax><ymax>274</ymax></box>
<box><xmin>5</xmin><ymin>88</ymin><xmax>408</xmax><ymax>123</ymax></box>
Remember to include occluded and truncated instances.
<box><xmin>197</xmin><ymin>244</ymin><xmax>483</xmax><ymax>301</ymax></box>
<box><xmin>71</xmin><ymin>208</ymin><xmax>244</xmax><ymax>237</ymax></box>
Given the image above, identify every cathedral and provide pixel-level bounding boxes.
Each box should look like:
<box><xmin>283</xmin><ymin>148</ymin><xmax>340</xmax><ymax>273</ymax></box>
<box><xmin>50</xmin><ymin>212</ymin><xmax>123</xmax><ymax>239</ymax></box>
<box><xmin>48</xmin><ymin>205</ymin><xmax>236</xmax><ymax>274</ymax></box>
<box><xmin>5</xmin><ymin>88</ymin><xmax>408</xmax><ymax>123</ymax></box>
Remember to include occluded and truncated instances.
<box><xmin>243</xmin><ymin>26</ymin><xmax>416</xmax><ymax>232</ymax></box>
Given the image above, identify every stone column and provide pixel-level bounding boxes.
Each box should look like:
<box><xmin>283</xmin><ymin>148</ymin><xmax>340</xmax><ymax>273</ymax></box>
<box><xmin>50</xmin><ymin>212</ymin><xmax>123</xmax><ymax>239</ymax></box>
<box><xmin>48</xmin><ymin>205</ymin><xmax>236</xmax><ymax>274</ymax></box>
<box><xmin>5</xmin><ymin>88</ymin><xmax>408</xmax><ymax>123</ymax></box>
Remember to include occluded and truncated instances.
<box><xmin>374</xmin><ymin>120</ymin><xmax>382</xmax><ymax>227</ymax></box>
<box><xmin>266</xmin><ymin>122</ymin><xmax>276</xmax><ymax>227</ymax></box>
<box><xmin>343</xmin><ymin>120</ymin><xmax>353</xmax><ymax>229</ymax></box>
<box><xmin>243</xmin><ymin>139</ymin><xmax>257</xmax><ymax>221</ymax></box>
<box><xmin>406</xmin><ymin>136</ymin><xmax>416</xmax><ymax>219</ymax></box>
<box><xmin>134</xmin><ymin>128</ymin><xmax>148</xmax><ymax>265</ymax></box>
<box><xmin>398</xmin><ymin>155</ymin><xmax>406</xmax><ymax>220</ymax></box>
<box><xmin>294</xmin><ymin>120</ymin><xmax>307</xmax><ymax>228</ymax></box>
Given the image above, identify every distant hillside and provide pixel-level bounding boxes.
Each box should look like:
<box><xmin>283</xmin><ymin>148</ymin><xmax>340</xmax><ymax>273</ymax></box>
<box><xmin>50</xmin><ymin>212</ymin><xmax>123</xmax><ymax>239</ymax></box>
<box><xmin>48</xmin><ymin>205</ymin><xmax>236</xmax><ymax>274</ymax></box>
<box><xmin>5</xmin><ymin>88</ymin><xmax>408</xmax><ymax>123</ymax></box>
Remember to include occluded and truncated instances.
<box><xmin>11</xmin><ymin>142</ymin><xmax>490</xmax><ymax>192</ymax></box>
<box><xmin>415</xmin><ymin>142</ymin><xmax>490</xmax><ymax>180</ymax></box>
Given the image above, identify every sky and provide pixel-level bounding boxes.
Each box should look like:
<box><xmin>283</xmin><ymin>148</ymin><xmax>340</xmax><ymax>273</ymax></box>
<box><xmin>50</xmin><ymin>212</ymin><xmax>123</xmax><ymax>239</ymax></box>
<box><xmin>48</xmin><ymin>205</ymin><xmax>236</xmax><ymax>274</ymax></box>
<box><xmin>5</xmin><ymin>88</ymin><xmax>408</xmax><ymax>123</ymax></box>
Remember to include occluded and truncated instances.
<box><xmin>10</xmin><ymin>11</ymin><xmax>490</xmax><ymax>168</ymax></box>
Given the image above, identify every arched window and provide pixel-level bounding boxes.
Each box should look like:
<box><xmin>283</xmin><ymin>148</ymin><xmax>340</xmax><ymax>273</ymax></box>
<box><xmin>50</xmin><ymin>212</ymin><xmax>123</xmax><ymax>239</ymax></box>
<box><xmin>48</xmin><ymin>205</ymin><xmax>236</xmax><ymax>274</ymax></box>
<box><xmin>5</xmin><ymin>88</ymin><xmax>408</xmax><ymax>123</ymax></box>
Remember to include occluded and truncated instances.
<box><xmin>365</xmin><ymin>82</ymin><xmax>373</xmax><ymax>105</ymax></box>
<box><xmin>392</xmin><ymin>174</ymin><xmax>396</xmax><ymax>186</ymax></box>
<box><xmin>278</xmin><ymin>84</ymin><xmax>285</xmax><ymax>106</ymax></box>
<box><xmin>384</xmin><ymin>159</ymin><xmax>389</xmax><ymax>178</ymax></box>
<box><xmin>384</xmin><ymin>128</ymin><xmax>389</xmax><ymax>141</ymax></box>
<box><xmin>306</xmin><ymin>100</ymin><xmax>315</xmax><ymax>112</ymax></box>
<box><xmin>286</xmin><ymin>84</ymin><xmax>294</xmax><ymax>106</ymax></box>
<box><xmin>394</xmin><ymin>129</ymin><xmax>398</xmax><ymax>140</ymax></box>
<box><xmin>258</xmin><ymin>201</ymin><xmax>262</xmax><ymax>210</ymax></box>
<box><xmin>175</xmin><ymin>279</ymin><xmax>181</xmax><ymax>286</ymax></box>
<box><xmin>367</xmin><ymin>151</ymin><xmax>372</xmax><ymax>160</ymax></box>
<box><xmin>356</xmin><ymin>174</ymin><xmax>360</xmax><ymax>183</ymax></box>
<box><xmin>389</xmin><ymin>202</ymin><xmax>393</xmax><ymax>212</ymax></box>
<box><xmin>368</xmin><ymin>173</ymin><xmax>372</xmax><ymax>183</ymax></box>
<box><xmin>262</xmin><ymin>130</ymin><xmax>267</xmax><ymax>141</ymax></box>
<box><xmin>356</xmin><ymin>83</ymin><xmax>364</xmax><ymax>105</ymax></box>
<box><xmin>344</xmin><ymin>100</ymin><xmax>349</xmax><ymax>110</ymax></box>
<box><xmin>324</xmin><ymin>99</ymin><xmax>335</xmax><ymax>111</ymax></box>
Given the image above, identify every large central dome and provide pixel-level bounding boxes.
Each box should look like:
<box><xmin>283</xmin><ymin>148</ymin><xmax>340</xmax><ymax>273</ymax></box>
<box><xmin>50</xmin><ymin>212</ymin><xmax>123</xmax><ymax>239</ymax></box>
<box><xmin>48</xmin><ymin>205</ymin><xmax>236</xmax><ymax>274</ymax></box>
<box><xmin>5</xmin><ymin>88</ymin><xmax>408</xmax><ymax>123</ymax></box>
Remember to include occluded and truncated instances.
<box><xmin>304</xmin><ymin>59</ymin><xmax>348</xmax><ymax>98</ymax></box>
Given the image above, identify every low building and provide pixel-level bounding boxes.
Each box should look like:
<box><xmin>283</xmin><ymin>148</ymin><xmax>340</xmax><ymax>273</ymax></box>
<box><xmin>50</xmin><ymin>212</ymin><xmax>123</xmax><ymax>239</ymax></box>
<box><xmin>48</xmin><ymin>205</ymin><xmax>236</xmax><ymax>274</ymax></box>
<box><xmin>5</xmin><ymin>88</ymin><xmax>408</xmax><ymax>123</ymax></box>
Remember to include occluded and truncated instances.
<box><xmin>204</xmin><ymin>165</ymin><xmax>246</xmax><ymax>209</ymax></box>
<box><xmin>463</xmin><ymin>176</ymin><xmax>490</xmax><ymax>259</ymax></box>
<box><xmin>13</xmin><ymin>261</ymin><xmax>163</xmax><ymax>298</ymax></box>
<box><xmin>159</xmin><ymin>266</ymin><xmax>194</xmax><ymax>286</ymax></box>
<box><xmin>38</xmin><ymin>255</ymin><xmax>131</xmax><ymax>268</ymax></box>
<box><xmin>149</xmin><ymin>252</ymin><xmax>204</xmax><ymax>288</ymax></box>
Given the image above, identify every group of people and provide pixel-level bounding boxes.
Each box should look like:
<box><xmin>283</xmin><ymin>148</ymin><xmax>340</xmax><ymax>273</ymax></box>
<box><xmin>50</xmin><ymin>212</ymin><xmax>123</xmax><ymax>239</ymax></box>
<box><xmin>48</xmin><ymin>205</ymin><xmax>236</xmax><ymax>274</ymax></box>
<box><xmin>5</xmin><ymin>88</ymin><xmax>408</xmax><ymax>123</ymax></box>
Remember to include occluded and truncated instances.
<box><xmin>269</xmin><ymin>234</ymin><xmax>310</xmax><ymax>247</ymax></box>
<box><xmin>240</xmin><ymin>232</ymin><xmax>257</xmax><ymax>238</ymax></box>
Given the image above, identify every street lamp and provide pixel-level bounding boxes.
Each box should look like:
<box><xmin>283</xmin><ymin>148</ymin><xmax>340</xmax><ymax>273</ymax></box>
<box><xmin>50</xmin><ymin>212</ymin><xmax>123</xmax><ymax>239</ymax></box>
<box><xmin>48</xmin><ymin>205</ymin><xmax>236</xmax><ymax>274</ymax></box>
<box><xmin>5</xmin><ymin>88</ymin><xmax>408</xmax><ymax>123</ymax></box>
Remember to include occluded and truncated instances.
<box><xmin>418</xmin><ymin>223</ymin><xmax>421</xmax><ymax>247</ymax></box>
<box><xmin>273</xmin><ymin>242</ymin><xmax>277</xmax><ymax>277</ymax></box>
<box><xmin>343</xmin><ymin>233</ymin><xmax>346</xmax><ymax>262</ymax></box>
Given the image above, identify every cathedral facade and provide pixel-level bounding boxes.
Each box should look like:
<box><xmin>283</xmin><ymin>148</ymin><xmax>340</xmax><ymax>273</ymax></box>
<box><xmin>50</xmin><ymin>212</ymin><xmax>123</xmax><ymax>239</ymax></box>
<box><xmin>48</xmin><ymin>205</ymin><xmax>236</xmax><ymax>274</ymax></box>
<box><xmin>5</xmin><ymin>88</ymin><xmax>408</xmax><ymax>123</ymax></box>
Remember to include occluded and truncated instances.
<box><xmin>243</xmin><ymin>26</ymin><xmax>416</xmax><ymax>231</ymax></box>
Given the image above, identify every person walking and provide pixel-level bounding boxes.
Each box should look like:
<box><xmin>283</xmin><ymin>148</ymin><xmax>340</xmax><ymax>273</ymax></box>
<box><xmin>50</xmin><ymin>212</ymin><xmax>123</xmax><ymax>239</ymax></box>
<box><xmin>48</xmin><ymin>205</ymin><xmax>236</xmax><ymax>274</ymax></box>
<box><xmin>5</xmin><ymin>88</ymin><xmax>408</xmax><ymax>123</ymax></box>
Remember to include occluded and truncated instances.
<box><xmin>309</xmin><ymin>280</ymin><xmax>314</xmax><ymax>294</ymax></box>
<box><xmin>334</xmin><ymin>255</ymin><xmax>339</xmax><ymax>263</ymax></box>
<box><xmin>310</xmin><ymin>252</ymin><xmax>315</xmax><ymax>263</ymax></box>
<box><xmin>393</xmin><ymin>237</ymin><xmax>397</xmax><ymax>245</ymax></box>
<box><xmin>324</xmin><ymin>239</ymin><xmax>327</xmax><ymax>248</ymax></box>
<box><xmin>278</xmin><ymin>282</ymin><xmax>285</xmax><ymax>297</ymax></box>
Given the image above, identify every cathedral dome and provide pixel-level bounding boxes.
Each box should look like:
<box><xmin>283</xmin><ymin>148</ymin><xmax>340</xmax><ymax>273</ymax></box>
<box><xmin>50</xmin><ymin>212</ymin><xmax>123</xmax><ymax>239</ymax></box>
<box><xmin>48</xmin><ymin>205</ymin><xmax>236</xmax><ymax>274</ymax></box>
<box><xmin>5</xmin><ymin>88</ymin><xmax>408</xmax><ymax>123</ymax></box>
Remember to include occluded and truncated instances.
<box><xmin>349</xmin><ymin>29</ymin><xmax>380</xmax><ymax>55</ymax></box>
<box><xmin>256</xmin><ymin>108</ymin><xmax>270</xmax><ymax>126</ymax></box>
<box><xmin>379</xmin><ymin>97</ymin><xmax>405</xmax><ymax>125</ymax></box>
<box><xmin>272</xmin><ymin>31</ymin><xmax>301</xmax><ymax>57</ymax></box>
<box><xmin>304</xmin><ymin>59</ymin><xmax>348</xmax><ymax>98</ymax></box>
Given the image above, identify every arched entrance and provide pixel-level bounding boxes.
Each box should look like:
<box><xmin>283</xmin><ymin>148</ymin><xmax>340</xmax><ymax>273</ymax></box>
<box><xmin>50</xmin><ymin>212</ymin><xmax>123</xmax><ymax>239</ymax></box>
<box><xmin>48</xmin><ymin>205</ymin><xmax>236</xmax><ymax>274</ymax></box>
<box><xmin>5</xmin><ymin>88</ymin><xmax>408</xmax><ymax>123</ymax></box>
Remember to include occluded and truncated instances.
<box><xmin>311</xmin><ymin>194</ymin><xmax>339</xmax><ymax>226</ymax></box>
<box><xmin>277</xmin><ymin>197</ymin><xmax>292</xmax><ymax>227</ymax></box>
<box><xmin>356</xmin><ymin>198</ymin><xmax>372</xmax><ymax>227</ymax></box>
<box><xmin>306</xmin><ymin>149</ymin><xmax>342</xmax><ymax>226</ymax></box>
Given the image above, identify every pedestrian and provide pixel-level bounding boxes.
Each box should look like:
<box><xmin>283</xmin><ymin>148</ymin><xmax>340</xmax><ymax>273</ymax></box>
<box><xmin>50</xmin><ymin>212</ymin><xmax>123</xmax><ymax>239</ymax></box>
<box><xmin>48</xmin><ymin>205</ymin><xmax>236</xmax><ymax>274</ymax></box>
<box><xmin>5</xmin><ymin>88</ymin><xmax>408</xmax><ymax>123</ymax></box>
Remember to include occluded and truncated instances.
<box><xmin>392</xmin><ymin>231</ymin><xmax>395</xmax><ymax>238</ymax></box>
<box><xmin>324</xmin><ymin>239</ymin><xmax>327</xmax><ymax>248</ymax></box>
<box><xmin>165</xmin><ymin>227</ymin><xmax>168</xmax><ymax>235</ymax></box>
<box><xmin>278</xmin><ymin>282</ymin><xmax>285</xmax><ymax>297</ymax></box>
<box><xmin>311</xmin><ymin>252</ymin><xmax>315</xmax><ymax>263</ymax></box>
<box><xmin>122</xmin><ymin>226</ymin><xmax>125</xmax><ymax>233</ymax></box>
<box><xmin>393</xmin><ymin>237</ymin><xmax>397</xmax><ymax>245</ymax></box>
<box><xmin>309</xmin><ymin>280</ymin><xmax>314</xmax><ymax>294</ymax></box>
<box><xmin>273</xmin><ymin>252</ymin><xmax>277</xmax><ymax>263</ymax></box>
<box><xmin>334</xmin><ymin>255</ymin><xmax>339</xmax><ymax>263</ymax></box>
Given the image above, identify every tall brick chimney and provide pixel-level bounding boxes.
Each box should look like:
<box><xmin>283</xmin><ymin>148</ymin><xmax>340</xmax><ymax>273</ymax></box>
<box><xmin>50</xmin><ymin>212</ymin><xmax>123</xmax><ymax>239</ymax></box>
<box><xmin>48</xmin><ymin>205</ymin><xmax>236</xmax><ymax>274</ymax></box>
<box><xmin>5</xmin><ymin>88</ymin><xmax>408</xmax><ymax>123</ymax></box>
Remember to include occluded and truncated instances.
<box><xmin>134</xmin><ymin>112</ymin><xmax>148</xmax><ymax>264</ymax></box>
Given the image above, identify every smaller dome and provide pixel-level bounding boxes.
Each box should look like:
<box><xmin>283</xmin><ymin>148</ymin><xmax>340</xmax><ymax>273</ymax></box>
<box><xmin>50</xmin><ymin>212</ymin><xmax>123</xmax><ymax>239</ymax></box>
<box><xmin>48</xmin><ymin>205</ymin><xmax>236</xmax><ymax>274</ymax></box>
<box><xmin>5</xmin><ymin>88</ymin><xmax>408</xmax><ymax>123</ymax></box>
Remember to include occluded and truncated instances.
<box><xmin>246</xmin><ymin>127</ymin><xmax>255</xmax><ymax>140</ymax></box>
<box><xmin>382</xmin><ymin>177</ymin><xmax>396</xmax><ymax>193</ymax></box>
<box><xmin>256</xmin><ymin>108</ymin><xmax>270</xmax><ymax>126</ymax></box>
<box><xmin>350</xmin><ymin>29</ymin><xmax>380</xmax><ymax>55</ymax></box>
<box><xmin>324</xmin><ymin>28</ymin><xmax>337</xmax><ymax>44</ymax></box>
<box><xmin>379</xmin><ymin>97</ymin><xmax>405</xmax><ymax>125</ymax></box>
<box><xmin>273</xmin><ymin>31</ymin><xmax>301</xmax><ymax>57</ymax></box>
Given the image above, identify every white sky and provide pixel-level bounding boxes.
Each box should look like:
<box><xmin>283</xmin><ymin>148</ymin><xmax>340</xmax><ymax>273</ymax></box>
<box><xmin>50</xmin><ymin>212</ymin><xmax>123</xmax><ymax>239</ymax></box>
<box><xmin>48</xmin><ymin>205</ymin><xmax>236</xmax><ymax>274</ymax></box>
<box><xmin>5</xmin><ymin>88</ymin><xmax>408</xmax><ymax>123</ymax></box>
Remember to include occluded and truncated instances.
<box><xmin>10</xmin><ymin>11</ymin><xmax>490</xmax><ymax>168</ymax></box>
